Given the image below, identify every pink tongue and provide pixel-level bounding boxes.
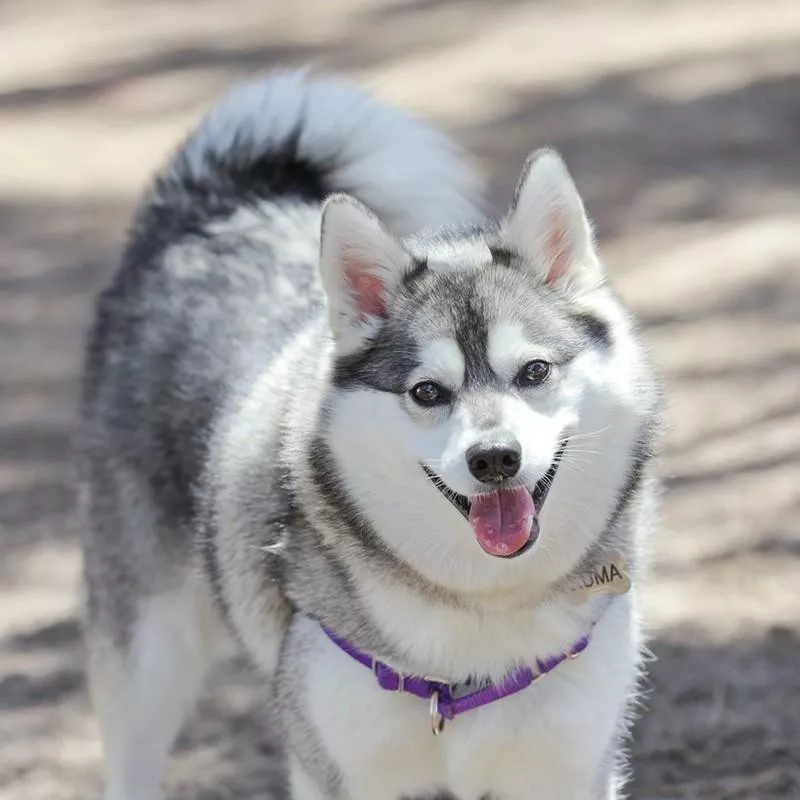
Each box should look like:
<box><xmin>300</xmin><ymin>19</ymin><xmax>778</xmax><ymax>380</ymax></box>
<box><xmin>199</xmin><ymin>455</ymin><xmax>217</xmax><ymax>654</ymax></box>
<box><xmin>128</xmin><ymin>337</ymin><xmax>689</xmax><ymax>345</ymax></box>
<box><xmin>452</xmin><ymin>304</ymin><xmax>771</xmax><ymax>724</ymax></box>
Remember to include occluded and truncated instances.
<box><xmin>469</xmin><ymin>487</ymin><xmax>537</xmax><ymax>557</ymax></box>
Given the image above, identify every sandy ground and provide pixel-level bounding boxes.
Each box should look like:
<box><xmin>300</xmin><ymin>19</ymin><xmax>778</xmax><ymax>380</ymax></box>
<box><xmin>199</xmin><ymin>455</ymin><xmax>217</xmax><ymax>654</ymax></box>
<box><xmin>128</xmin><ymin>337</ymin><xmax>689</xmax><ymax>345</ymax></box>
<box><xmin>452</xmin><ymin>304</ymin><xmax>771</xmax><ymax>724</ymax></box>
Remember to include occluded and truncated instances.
<box><xmin>1</xmin><ymin>1</ymin><xmax>799</xmax><ymax>798</ymax></box>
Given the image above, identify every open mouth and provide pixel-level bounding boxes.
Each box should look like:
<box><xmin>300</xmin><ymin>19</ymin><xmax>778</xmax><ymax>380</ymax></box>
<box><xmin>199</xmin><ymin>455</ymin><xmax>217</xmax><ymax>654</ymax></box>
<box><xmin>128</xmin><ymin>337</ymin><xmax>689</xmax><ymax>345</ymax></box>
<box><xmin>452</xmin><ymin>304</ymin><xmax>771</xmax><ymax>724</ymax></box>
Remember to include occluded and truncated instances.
<box><xmin>423</xmin><ymin>442</ymin><xmax>566</xmax><ymax>559</ymax></box>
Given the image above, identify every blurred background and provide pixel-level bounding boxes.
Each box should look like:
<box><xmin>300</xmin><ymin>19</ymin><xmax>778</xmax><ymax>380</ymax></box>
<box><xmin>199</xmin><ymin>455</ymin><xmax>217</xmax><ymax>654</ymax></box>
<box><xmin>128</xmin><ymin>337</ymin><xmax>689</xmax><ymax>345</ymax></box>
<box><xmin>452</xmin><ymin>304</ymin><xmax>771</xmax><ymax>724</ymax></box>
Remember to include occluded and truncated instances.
<box><xmin>1</xmin><ymin>1</ymin><xmax>798</xmax><ymax>798</ymax></box>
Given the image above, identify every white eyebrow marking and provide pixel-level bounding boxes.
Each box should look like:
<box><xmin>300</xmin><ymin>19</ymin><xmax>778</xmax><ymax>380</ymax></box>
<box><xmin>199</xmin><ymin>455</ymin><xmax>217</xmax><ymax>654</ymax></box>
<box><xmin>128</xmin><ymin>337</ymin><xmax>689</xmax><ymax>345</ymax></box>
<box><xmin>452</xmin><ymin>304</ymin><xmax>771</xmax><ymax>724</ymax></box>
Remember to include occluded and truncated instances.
<box><xmin>487</xmin><ymin>322</ymin><xmax>539</xmax><ymax>381</ymax></box>
<box><xmin>418</xmin><ymin>337</ymin><xmax>465</xmax><ymax>389</ymax></box>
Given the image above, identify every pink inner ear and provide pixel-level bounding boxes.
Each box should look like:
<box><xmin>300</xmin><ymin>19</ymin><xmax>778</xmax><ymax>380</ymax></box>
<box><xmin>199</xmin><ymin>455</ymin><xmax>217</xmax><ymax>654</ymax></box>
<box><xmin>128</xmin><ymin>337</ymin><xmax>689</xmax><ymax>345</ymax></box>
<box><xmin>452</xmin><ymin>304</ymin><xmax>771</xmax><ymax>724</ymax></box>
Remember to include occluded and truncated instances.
<box><xmin>345</xmin><ymin>265</ymin><xmax>387</xmax><ymax>318</ymax></box>
<box><xmin>542</xmin><ymin>208</ymin><xmax>572</xmax><ymax>284</ymax></box>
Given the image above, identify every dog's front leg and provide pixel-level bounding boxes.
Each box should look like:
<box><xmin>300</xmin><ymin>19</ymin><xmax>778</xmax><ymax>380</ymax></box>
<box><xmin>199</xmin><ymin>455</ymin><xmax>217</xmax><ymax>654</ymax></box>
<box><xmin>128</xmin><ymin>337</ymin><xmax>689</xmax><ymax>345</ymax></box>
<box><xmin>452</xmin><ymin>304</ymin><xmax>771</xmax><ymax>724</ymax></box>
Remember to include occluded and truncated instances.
<box><xmin>287</xmin><ymin>757</ymin><xmax>336</xmax><ymax>800</ymax></box>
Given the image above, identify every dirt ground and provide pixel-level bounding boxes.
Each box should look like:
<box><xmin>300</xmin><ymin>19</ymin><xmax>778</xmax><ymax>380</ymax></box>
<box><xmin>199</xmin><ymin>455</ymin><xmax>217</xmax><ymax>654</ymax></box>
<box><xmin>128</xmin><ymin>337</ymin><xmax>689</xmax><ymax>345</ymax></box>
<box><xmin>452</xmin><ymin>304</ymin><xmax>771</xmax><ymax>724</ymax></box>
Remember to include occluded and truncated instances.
<box><xmin>1</xmin><ymin>1</ymin><xmax>799</xmax><ymax>798</ymax></box>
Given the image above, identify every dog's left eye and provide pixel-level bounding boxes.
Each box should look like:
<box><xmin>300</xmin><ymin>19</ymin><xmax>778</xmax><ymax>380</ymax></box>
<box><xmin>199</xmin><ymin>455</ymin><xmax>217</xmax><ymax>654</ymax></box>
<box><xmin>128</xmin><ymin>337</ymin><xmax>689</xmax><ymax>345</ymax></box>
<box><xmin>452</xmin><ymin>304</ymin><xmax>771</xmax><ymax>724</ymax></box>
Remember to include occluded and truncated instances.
<box><xmin>410</xmin><ymin>381</ymin><xmax>450</xmax><ymax>407</ymax></box>
<box><xmin>516</xmin><ymin>360</ymin><xmax>551</xmax><ymax>387</ymax></box>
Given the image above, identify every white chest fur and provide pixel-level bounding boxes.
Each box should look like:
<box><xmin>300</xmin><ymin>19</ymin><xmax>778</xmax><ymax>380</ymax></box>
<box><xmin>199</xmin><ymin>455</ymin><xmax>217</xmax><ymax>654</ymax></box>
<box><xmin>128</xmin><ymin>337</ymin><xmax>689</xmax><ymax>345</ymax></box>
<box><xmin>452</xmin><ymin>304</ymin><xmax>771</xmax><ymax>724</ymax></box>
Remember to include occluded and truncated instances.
<box><xmin>296</xmin><ymin>594</ymin><xmax>638</xmax><ymax>800</ymax></box>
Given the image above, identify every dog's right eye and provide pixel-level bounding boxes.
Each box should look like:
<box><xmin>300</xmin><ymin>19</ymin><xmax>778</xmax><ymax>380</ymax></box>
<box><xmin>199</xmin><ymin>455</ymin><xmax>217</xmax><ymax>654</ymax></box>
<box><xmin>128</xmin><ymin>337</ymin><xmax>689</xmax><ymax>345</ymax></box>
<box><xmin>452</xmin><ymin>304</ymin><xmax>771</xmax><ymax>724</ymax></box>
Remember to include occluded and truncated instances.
<box><xmin>410</xmin><ymin>381</ymin><xmax>450</xmax><ymax>407</ymax></box>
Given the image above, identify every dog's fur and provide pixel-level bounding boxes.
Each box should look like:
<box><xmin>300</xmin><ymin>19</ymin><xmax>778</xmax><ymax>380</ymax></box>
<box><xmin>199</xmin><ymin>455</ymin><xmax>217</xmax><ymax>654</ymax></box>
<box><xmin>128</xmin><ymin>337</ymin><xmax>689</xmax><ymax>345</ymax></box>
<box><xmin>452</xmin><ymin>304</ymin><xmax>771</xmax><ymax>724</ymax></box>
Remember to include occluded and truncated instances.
<box><xmin>78</xmin><ymin>70</ymin><xmax>662</xmax><ymax>800</ymax></box>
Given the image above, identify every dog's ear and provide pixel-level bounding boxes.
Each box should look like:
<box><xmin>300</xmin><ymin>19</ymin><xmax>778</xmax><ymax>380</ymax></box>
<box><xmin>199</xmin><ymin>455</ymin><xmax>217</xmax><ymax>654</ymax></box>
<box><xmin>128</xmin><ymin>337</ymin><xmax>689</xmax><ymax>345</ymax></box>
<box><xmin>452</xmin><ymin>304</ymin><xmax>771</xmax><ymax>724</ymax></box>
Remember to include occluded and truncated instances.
<box><xmin>320</xmin><ymin>194</ymin><xmax>412</xmax><ymax>351</ymax></box>
<box><xmin>502</xmin><ymin>149</ymin><xmax>602</xmax><ymax>292</ymax></box>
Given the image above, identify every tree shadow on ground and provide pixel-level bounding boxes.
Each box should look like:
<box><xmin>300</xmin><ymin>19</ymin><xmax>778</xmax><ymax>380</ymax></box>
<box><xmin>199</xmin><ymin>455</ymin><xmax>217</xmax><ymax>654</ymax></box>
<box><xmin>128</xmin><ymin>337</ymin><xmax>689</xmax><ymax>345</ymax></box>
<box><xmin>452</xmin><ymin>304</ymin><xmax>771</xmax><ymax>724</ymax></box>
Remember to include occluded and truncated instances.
<box><xmin>0</xmin><ymin>3</ymin><xmax>487</xmax><ymax>115</ymax></box>
<box><xmin>0</xmin><ymin>197</ymin><xmax>128</xmax><ymax>569</ymax></box>
<box><xmin>457</xmin><ymin>40</ymin><xmax>800</xmax><ymax>234</ymax></box>
<box><xmin>631</xmin><ymin>626</ymin><xmax>800</xmax><ymax>799</ymax></box>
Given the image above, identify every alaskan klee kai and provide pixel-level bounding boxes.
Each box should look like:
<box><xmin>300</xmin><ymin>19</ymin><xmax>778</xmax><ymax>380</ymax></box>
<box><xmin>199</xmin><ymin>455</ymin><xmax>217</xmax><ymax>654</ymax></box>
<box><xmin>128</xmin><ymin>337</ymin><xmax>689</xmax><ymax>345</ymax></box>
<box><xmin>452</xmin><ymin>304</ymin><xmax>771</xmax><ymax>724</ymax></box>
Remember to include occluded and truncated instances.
<box><xmin>79</xmin><ymin>70</ymin><xmax>662</xmax><ymax>800</ymax></box>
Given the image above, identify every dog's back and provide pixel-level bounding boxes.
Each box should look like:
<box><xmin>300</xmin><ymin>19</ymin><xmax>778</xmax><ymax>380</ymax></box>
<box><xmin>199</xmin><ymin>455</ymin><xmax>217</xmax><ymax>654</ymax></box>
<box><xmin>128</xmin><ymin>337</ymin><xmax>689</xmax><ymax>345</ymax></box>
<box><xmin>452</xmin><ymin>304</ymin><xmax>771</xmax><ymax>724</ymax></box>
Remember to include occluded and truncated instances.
<box><xmin>78</xmin><ymin>71</ymin><xmax>481</xmax><ymax>800</ymax></box>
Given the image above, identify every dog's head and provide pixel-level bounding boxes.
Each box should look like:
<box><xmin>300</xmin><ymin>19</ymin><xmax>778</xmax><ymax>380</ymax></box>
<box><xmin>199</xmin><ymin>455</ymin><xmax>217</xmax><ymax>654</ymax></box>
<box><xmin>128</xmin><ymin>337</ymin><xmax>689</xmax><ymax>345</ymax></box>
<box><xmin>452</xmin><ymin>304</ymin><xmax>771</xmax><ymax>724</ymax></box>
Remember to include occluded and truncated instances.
<box><xmin>319</xmin><ymin>150</ymin><xmax>657</xmax><ymax>592</ymax></box>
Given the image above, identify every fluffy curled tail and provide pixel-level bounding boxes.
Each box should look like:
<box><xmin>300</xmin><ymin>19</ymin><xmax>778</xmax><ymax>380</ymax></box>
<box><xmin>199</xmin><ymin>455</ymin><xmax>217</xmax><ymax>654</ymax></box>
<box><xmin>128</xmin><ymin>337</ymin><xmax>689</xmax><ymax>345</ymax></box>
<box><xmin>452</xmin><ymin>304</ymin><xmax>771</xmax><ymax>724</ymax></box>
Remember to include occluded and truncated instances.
<box><xmin>167</xmin><ymin>69</ymin><xmax>483</xmax><ymax>236</ymax></box>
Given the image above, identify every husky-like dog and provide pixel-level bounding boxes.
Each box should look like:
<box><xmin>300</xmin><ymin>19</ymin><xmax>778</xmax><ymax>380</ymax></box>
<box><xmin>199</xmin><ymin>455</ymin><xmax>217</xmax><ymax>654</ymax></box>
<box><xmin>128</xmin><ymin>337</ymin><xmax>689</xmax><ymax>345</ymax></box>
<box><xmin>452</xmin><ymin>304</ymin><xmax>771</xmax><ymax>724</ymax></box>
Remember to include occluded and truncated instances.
<box><xmin>79</xmin><ymin>70</ymin><xmax>661</xmax><ymax>800</ymax></box>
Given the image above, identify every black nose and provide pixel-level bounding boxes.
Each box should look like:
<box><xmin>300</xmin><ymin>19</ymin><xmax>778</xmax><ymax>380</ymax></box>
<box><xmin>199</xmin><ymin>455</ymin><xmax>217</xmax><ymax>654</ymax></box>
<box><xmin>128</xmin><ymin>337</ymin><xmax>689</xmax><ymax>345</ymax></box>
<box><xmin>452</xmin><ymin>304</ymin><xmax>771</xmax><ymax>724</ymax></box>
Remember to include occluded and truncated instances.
<box><xmin>466</xmin><ymin>442</ymin><xmax>522</xmax><ymax>483</ymax></box>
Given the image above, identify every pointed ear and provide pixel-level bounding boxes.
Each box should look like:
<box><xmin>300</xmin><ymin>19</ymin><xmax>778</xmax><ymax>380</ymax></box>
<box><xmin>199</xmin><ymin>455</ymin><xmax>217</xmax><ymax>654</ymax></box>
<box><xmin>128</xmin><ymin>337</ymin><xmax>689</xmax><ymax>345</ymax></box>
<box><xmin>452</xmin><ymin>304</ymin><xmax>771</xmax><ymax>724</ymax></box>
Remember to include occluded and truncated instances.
<box><xmin>502</xmin><ymin>149</ymin><xmax>602</xmax><ymax>291</ymax></box>
<box><xmin>320</xmin><ymin>194</ymin><xmax>411</xmax><ymax>351</ymax></box>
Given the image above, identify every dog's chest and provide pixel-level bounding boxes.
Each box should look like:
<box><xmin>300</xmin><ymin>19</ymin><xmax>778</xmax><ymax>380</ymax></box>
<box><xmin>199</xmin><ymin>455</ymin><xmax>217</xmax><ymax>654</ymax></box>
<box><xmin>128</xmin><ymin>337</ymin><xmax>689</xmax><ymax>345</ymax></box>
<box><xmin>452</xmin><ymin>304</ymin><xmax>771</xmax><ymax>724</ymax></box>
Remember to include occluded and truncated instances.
<box><xmin>298</xmin><ymin>605</ymin><xmax>635</xmax><ymax>800</ymax></box>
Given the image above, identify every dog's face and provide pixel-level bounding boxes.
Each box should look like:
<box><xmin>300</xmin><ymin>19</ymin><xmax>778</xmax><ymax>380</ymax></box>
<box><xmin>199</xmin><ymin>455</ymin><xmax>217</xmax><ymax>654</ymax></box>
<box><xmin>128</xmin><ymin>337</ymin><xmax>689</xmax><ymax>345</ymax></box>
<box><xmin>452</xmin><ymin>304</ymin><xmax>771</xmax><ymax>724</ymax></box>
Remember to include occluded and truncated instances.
<box><xmin>319</xmin><ymin>150</ymin><xmax>654</xmax><ymax>590</ymax></box>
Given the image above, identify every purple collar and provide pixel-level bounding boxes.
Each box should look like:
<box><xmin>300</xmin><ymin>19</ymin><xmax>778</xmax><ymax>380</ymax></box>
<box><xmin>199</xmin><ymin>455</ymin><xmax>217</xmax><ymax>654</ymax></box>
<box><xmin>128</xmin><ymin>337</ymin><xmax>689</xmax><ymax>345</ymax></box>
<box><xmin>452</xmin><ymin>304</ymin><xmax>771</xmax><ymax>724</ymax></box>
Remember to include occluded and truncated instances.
<box><xmin>323</xmin><ymin>617</ymin><xmax>598</xmax><ymax>735</ymax></box>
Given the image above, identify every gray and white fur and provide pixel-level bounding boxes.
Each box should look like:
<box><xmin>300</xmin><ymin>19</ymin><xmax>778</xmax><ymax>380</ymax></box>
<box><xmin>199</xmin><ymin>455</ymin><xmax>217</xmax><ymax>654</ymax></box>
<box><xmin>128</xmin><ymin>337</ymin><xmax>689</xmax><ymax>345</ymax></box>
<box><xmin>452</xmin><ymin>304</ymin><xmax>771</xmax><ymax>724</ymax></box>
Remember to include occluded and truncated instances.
<box><xmin>78</xmin><ymin>69</ymin><xmax>662</xmax><ymax>800</ymax></box>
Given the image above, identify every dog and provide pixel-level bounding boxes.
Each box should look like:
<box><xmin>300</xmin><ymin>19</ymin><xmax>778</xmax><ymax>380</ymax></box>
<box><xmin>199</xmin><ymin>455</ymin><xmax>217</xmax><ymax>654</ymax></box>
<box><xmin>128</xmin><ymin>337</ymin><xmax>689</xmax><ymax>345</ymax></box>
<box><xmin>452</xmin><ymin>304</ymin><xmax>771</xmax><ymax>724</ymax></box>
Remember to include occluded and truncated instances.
<box><xmin>78</xmin><ymin>69</ymin><xmax>662</xmax><ymax>800</ymax></box>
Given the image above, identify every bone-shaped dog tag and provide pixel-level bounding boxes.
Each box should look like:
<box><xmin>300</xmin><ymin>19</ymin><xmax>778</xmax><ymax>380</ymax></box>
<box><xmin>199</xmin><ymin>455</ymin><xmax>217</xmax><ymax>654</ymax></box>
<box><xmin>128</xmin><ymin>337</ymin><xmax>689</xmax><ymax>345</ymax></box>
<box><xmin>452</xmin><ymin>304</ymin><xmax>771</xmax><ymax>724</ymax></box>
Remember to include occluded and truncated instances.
<box><xmin>567</xmin><ymin>552</ymin><xmax>631</xmax><ymax>605</ymax></box>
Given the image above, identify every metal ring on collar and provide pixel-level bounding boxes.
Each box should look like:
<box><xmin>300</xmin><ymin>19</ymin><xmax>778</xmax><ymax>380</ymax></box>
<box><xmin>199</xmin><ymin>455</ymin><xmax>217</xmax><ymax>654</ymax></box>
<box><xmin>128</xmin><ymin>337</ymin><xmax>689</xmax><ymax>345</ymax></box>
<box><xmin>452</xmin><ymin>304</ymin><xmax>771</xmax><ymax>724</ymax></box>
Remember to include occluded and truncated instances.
<box><xmin>430</xmin><ymin>690</ymin><xmax>445</xmax><ymax>735</ymax></box>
